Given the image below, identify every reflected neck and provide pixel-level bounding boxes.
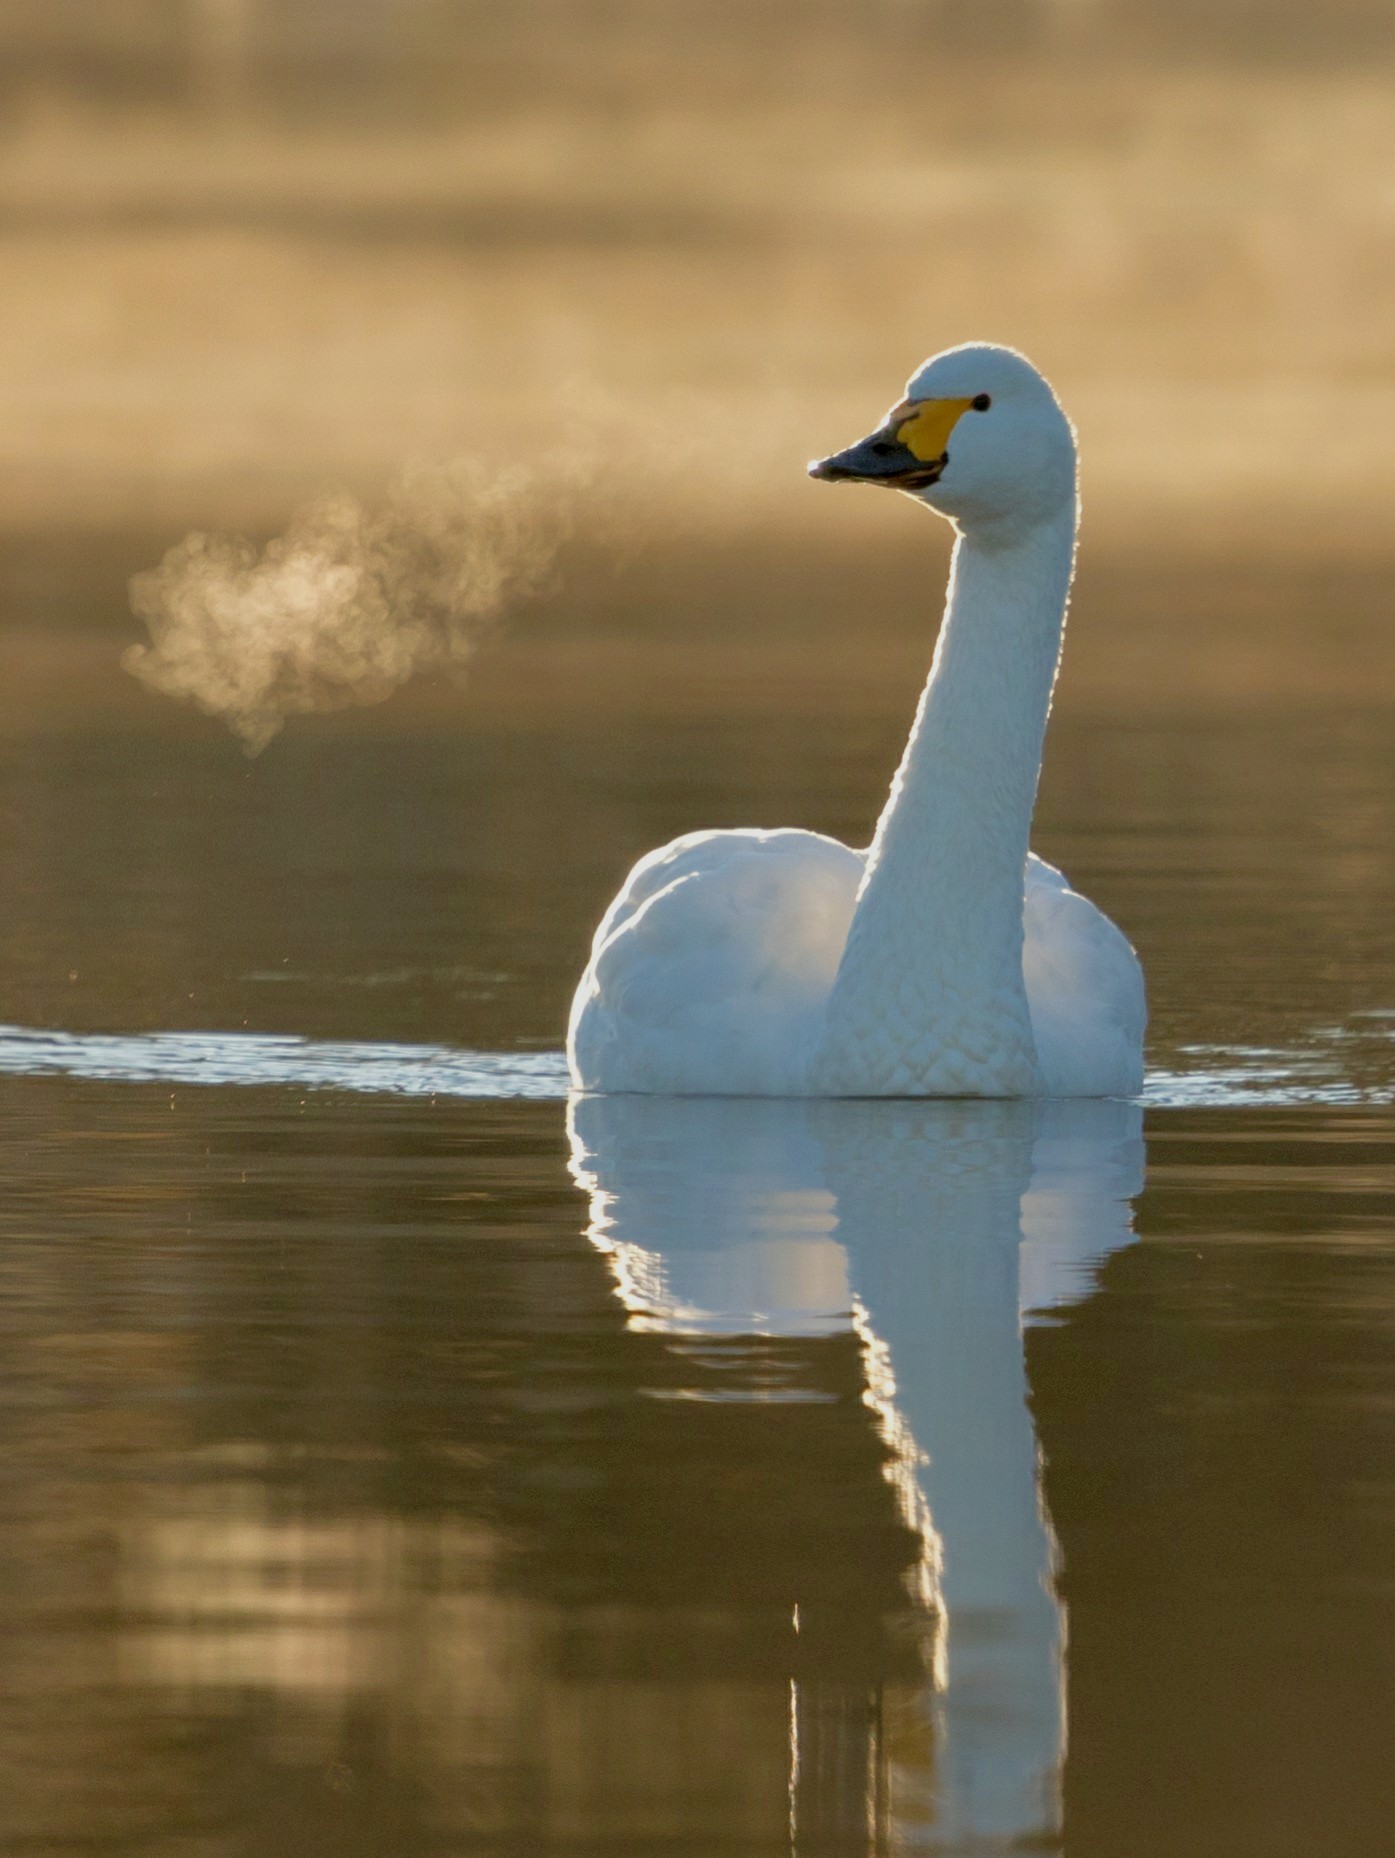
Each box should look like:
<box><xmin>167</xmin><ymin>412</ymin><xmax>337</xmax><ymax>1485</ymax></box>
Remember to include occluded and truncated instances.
<box><xmin>815</xmin><ymin>500</ymin><xmax>1077</xmax><ymax>1095</ymax></box>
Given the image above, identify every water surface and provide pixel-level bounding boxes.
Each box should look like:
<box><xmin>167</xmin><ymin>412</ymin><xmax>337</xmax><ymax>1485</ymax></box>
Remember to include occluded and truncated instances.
<box><xmin>1</xmin><ymin>690</ymin><xmax>1394</xmax><ymax>1855</ymax></box>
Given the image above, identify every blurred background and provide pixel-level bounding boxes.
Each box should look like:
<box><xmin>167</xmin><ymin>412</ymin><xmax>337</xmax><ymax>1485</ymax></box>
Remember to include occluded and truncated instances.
<box><xmin>2</xmin><ymin>0</ymin><xmax>1394</xmax><ymax>728</ymax></box>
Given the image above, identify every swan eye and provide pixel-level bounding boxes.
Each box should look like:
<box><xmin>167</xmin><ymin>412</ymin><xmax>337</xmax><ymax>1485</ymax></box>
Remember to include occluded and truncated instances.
<box><xmin>972</xmin><ymin>393</ymin><xmax>991</xmax><ymax>412</ymax></box>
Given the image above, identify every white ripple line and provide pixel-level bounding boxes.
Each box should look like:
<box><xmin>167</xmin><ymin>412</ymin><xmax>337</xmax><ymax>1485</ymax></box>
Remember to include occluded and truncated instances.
<box><xmin>0</xmin><ymin>1025</ymin><xmax>1385</xmax><ymax>1108</ymax></box>
<box><xmin>0</xmin><ymin>1024</ymin><xmax>572</xmax><ymax>1101</ymax></box>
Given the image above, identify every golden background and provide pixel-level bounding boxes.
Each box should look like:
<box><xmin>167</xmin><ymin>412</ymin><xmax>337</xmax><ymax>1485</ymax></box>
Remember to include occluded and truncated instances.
<box><xmin>1</xmin><ymin>0</ymin><xmax>1392</xmax><ymax>726</ymax></box>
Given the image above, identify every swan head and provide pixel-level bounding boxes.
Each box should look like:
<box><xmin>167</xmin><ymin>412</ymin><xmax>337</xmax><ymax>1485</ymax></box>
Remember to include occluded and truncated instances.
<box><xmin>808</xmin><ymin>344</ymin><xmax>1076</xmax><ymax>536</ymax></box>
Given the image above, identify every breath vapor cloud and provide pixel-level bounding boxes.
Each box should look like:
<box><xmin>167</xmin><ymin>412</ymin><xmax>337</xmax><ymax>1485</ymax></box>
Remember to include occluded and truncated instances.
<box><xmin>124</xmin><ymin>456</ymin><xmax>580</xmax><ymax>753</ymax></box>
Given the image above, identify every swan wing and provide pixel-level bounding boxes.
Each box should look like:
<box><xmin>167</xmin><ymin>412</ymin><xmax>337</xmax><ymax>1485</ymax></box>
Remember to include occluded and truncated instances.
<box><xmin>1023</xmin><ymin>854</ymin><xmax>1146</xmax><ymax>1098</ymax></box>
<box><xmin>569</xmin><ymin>829</ymin><xmax>863</xmax><ymax>1095</ymax></box>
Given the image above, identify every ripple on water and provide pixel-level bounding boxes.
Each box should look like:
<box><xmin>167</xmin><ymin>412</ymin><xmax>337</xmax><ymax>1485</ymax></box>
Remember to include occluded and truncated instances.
<box><xmin>0</xmin><ymin>1024</ymin><xmax>1389</xmax><ymax>1106</ymax></box>
<box><xmin>0</xmin><ymin>1025</ymin><xmax>572</xmax><ymax>1100</ymax></box>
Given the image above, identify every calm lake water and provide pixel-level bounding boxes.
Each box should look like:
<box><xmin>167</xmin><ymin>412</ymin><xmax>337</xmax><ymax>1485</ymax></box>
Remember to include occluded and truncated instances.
<box><xmin>1</xmin><ymin>682</ymin><xmax>1394</xmax><ymax>1856</ymax></box>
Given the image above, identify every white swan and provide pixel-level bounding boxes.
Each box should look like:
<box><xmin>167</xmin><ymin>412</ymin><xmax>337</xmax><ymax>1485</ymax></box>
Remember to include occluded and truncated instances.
<box><xmin>568</xmin><ymin>344</ymin><xmax>1145</xmax><ymax>1098</ymax></box>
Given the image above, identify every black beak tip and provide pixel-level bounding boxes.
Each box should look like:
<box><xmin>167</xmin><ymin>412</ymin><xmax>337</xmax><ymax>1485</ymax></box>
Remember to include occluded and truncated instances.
<box><xmin>808</xmin><ymin>456</ymin><xmax>843</xmax><ymax>482</ymax></box>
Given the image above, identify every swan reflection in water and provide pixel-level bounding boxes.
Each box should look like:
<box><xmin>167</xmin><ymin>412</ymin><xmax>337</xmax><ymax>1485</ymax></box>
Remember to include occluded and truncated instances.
<box><xmin>569</xmin><ymin>1093</ymin><xmax>1143</xmax><ymax>1853</ymax></box>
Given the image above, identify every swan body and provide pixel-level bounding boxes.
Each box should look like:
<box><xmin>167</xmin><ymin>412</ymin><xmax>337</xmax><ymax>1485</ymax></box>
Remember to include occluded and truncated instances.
<box><xmin>568</xmin><ymin>344</ymin><xmax>1145</xmax><ymax>1098</ymax></box>
<box><xmin>569</xmin><ymin>833</ymin><xmax>1140</xmax><ymax>1097</ymax></box>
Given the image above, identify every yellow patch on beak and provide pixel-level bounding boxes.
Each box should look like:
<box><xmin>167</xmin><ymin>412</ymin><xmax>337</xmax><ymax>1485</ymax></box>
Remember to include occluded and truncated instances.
<box><xmin>891</xmin><ymin>396</ymin><xmax>978</xmax><ymax>464</ymax></box>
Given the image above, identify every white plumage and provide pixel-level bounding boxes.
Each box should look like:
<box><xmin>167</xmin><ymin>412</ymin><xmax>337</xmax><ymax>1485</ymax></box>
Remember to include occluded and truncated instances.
<box><xmin>569</xmin><ymin>345</ymin><xmax>1145</xmax><ymax>1099</ymax></box>
<box><xmin>569</xmin><ymin>833</ymin><xmax>1142</xmax><ymax>1096</ymax></box>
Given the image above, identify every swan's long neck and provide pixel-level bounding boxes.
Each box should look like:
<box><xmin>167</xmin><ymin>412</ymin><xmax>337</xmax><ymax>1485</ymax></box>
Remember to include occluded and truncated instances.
<box><xmin>814</xmin><ymin>500</ymin><xmax>1077</xmax><ymax>1096</ymax></box>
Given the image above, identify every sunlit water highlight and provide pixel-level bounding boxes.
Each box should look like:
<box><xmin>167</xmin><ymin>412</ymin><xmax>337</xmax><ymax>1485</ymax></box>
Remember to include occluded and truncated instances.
<box><xmin>0</xmin><ymin>1023</ymin><xmax>1387</xmax><ymax>1107</ymax></box>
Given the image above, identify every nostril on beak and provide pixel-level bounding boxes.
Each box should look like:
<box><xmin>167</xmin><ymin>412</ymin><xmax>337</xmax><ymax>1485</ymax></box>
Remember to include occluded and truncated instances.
<box><xmin>809</xmin><ymin>430</ymin><xmax>907</xmax><ymax>483</ymax></box>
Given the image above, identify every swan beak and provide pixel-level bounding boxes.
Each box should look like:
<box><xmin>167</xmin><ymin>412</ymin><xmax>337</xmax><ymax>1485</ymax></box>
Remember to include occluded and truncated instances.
<box><xmin>808</xmin><ymin>395</ymin><xmax>977</xmax><ymax>489</ymax></box>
